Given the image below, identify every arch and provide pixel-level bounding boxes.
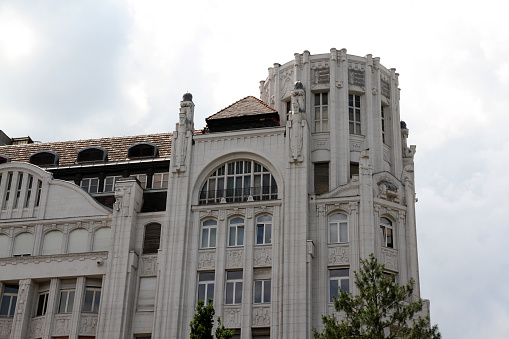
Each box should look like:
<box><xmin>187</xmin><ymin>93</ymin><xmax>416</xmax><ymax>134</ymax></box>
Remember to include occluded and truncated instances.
<box><xmin>13</xmin><ymin>232</ymin><xmax>34</xmax><ymax>256</ymax></box>
<box><xmin>42</xmin><ymin>230</ymin><xmax>63</xmax><ymax>255</ymax></box>
<box><xmin>93</xmin><ymin>227</ymin><xmax>111</xmax><ymax>252</ymax></box>
<box><xmin>127</xmin><ymin>142</ymin><xmax>158</xmax><ymax>159</ymax></box>
<box><xmin>200</xmin><ymin>219</ymin><xmax>217</xmax><ymax>249</ymax></box>
<box><xmin>198</xmin><ymin>158</ymin><xmax>278</xmax><ymax>205</ymax></box>
<box><xmin>328</xmin><ymin>212</ymin><xmax>348</xmax><ymax>244</ymax></box>
<box><xmin>380</xmin><ymin>216</ymin><xmax>394</xmax><ymax>248</ymax></box>
<box><xmin>255</xmin><ymin>215</ymin><xmax>272</xmax><ymax>245</ymax></box>
<box><xmin>77</xmin><ymin>146</ymin><xmax>107</xmax><ymax>163</ymax></box>
<box><xmin>29</xmin><ymin>150</ymin><xmax>59</xmax><ymax>166</ymax></box>
<box><xmin>0</xmin><ymin>154</ymin><xmax>10</xmax><ymax>164</ymax></box>
<box><xmin>0</xmin><ymin>233</ymin><xmax>9</xmax><ymax>257</ymax></box>
<box><xmin>68</xmin><ymin>228</ymin><xmax>89</xmax><ymax>253</ymax></box>
<box><xmin>192</xmin><ymin>152</ymin><xmax>283</xmax><ymax>205</ymax></box>
<box><xmin>143</xmin><ymin>223</ymin><xmax>161</xmax><ymax>254</ymax></box>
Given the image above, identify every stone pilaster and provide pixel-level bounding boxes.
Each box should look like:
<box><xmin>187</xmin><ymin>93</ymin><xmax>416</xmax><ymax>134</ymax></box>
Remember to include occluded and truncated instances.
<box><xmin>358</xmin><ymin>150</ymin><xmax>375</xmax><ymax>258</ymax></box>
<box><xmin>41</xmin><ymin>278</ymin><xmax>60</xmax><ymax>339</ymax></box>
<box><xmin>10</xmin><ymin>279</ymin><xmax>35</xmax><ymax>339</ymax></box>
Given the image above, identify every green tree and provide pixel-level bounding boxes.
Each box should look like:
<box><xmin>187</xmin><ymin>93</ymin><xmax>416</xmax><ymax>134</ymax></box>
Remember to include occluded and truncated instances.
<box><xmin>313</xmin><ymin>254</ymin><xmax>441</xmax><ymax>339</ymax></box>
<box><xmin>190</xmin><ymin>299</ymin><xmax>234</xmax><ymax>339</ymax></box>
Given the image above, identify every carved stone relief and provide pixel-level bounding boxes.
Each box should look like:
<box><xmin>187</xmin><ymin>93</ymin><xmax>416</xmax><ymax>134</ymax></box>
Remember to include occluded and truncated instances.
<box><xmin>254</xmin><ymin>247</ymin><xmax>272</xmax><ymax>267</ymax></box>
<box><xmin>252</xmin><ymin>306</ymin><xmax>271</xmax><ymax>327</ymax></box>
<box><xmin>198</xmin><ymin>250</ymin><xmax>216</xmax><ymax>270</ymax></box>
<box><xmin>381</xmin><ymin>247</ymin><xmax>398</xmax><ymax>271</ymax></box>
<box><xmin>311</xmin><ymin>61</ymin><xmax>330</xmax><ymax>85</ymax></box>
<box><xmin>114</xmin><ymin>185</ymin><xmax>132</xmax><ymax>217</ymax></box>
<box><xmin>27</xmin><ymin>317</ymin><xmax>44</xmax><ymax>338</ymax></box>
<box><xmin>226</xmin><ymin>249</ymin><xmax>243</xmax><ymax>269</ymax></box>
<box><xmin>0</xmin><ymin>319</ymin><xmax>12</xmax><ymax>339</ymax></box>
<box><xmin>348</xmin><ymin>69</ymin><xmax>365</xmax><ymax>86</ymax></box>
<box><xmin>79</xmin><ymin>315</ymin><xmax>98</xmax><ymax>335</ymax></box>
<box><xmin>140</xmin><ymin>256</ymin><xmax>158</xmax><ymax>276</ymax></box>
<box><xmin>199</xmin><ymin>210</ymin><xmax>218</xmax><ymax>219</ymax></box>
<box><xmin>279</xmin><ymin>67</ymin><xmax>294</xmax><ymax>99</ymax></box>
<box><xmin>328</xmin><ymin>246</ymin><xmax>349</xmax><ymax>265</ymax></box>
<box><xmin>224</xmin><ymin>307</ymin><xmax>241</xmax><ymax>328</ymax></box>
<box><xmin>52</xmin><ymin>315</ymin><xmax>71</xmax><ymax>336</ymax></box>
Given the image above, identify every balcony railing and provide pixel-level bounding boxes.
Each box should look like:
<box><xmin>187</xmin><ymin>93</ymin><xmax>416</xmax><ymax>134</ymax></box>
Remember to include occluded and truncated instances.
<box><xmin>199</xmin><ymin>186</ymin><xmax>277</xmax><ymax>205</ymax></box>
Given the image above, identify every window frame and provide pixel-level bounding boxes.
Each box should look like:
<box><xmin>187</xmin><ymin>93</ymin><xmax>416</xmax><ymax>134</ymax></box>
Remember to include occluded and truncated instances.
<box><xmin>128</xmin><ymin>142</ymin><xmax>158</xmax><ymax>159</ymax></box>
<box><xmin>77</xmin><ymin>146</ymin><xmax>107</xmax><ymax>163</ymax></box>
<box><xmin>0</xmin><ymin>284</ymin><xmax>19</xmax><ymax>318</ymax></box>
<box><xmin>253</xmin><ymin>279</ymin><xmax>271</xmax><ymax>304</ymax></box>
<box><xmin>349</xmin><ymin>94</ymin><xmax>362</xmax><ymax>135</ymax></box>
<box><xmin>314</xmin><ymin>92</ymin><xmax>329</xmax><ymax>133</ymax></box>
<box><xmin>225</xmin><ymin>271</ymin><xmax>243</xmax><ymax>305</ymax></box>
<box><xmin>35</xmin><ymin>291</ymin><xmax>49</xmax><ymax>316</ymax></box>
<box><xmin>152</xmin><ymin>172</ymin><xmax>169</xmax><ymax>189</ymax></box>
<box><xmin>197</xmin><ymin>272</ymin><xmax>215</xmax><ymax>305</ymax></box>
<box><xmin>80</xmin><ymin>178</ymin><xmax>100</xmax><ymax>194</ymax></box>
<box><xmin>82</xmin><ymin>287</ymin><xmax>101</xmax><ymax>313</ymax></box>
<box><xmin>201</xmin><ymin>219</ymin><xmax>217</xmax><ymax>249</ymax></box>
<box><xmin>329</xmin><ymin>268</ymin><xmax>350</xmax><ymax>302</ymax></box>
<box><xmin>328</xmin><ymin>213</ymin><xmax>348</xmax><ymax>244</ymax></box>
<box><xmin>380</xmin><ymin>217</ymin><xmax>394</xmax><ymax>248</ymax></box>
<box><xmin>104</xmin><ymin>176</ymin><xmax>122</xmax><ymax>192</ymax></box>
<box><xmin>58</xmin><ymin>289</ymin><xmax>75</xmax><ymax>314</ymax></box>
<box><xmin>255</xmin><ymin>215</ymin><xmax>272</xmax><ymax>245</ymax></box>
<box><xmin>143</xmin><ymin>223</ymin><xmax>161</xmax><ymax>255</ymax></box>
<box><xmin>29</xmin><ymin>150</ymin><xmax>59</xmax><ymax>166</ymax></box>
<box><xmin>228</xmin><ymin>218</ymin><xmax>245</xmax><ymax>247</ymax></box>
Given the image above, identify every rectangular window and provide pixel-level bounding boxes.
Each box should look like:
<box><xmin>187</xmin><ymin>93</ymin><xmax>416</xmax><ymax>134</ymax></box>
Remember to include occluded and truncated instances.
<box><xmin>24</xmin><ymin>175</ymin><xmax>33</xmax><ymax>207</ymax></box>
<box><xmin>225</xmin><ymin>271</ymin><xmax>243</xmax><ymax>305</ymax></box>
<box><xmin>2</xmin><ymin>172</ymin><xmax>13</xmax><ymax>209</ymax></box>
<box><xmin>0</xmin><ymin>285</ymin><xmax>18</xmax><ymax>317</ymax></box>
<box><xmin>104</xmin><ymin>176</ymin><xmax>122</xmax><ymax>192</ymax></box>
<box><xmin>35</xmin><ymin>179</ymin><xmax>42</xmax><ymax>206</ymax></box>
<box><xmin>314</xmin><ymin>163</ymin><xmax>329</xmax><ymax>194</ymax></box>
<box><xmin>36</xmin><ymin>291</ymin><xmax>49</xmax><ymax>316</ymax></box>
<box><xmin>285</xmin><ymin>100</ymin><xmax>292</xmax><ymax>120</ymax></box>
<box><xmin>58</xmin><ymin>290</ymin><xmax>75</xmax><ymax>313</ymax></box>
<box><xmin>314</xmin><ymin>92</ymin><xmax>329</xmax><ymax>132</ymax></box>
<box><xmin>201</xmin><ymin>220</ymin><xmax>217</xmax><ymax>249</ymax></box>
<box><xmin>80</xmin><ymin>178</ymin><xmax>99</xmax><ymax>194</ymax></box>
<box><xmin>350</xmin><ymin>162</ymin><xmax>359</xmax><ymax>178</ymax></box>
<box><xmin>228</xmin><ymin>219</ymin><xmax>244</xmax><ymax>247</ymax></box>
<box><xmin>137</xmin><ymin>277</ymin><xmax>157</xmax><ymax>311</ymax></box>
<box><xmin>381</xmin><ymin>105</ymin><xmax>386</xmax><ymax>144</ymax></box>
<box><xmin>329</xmin><ymin>269</ymin><xmax>349</xmax><ymax>302</ymax></box>
<box><xmin>133</xmin><ymin>174</ymin><xmax>147</xmax><ymax>189</ymax></box>
<box><xmin>349</xmin><ymin>94</ymin><xmax>361</xmax><ymax>135</ymax></box>
<box><xmin>13</xmin><ymin>173</ymin><xmax>23</xmax><ymax>209</ymax></box>
<box><xmin>152</xmin><ymin>173</ymin><xmax>169</xmax><ymax>189</ymax></box>
<box><xmin>82</xmin><ymin>287</ymin><xmax>101</xmax><ymax>313</ymax></box>
<box><xmin>253</xmin><ymin>280</ymin><xmax>271</xmax><ymax>303</ymax></box>
<box><xmin>198</xmin><ymin>272</ymin><xmax>215</xmax><ymax>305</ymax></box>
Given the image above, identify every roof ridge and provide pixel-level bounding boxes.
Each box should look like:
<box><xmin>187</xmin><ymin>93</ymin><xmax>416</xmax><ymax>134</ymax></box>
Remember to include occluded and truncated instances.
<box><xmin>206</xmin><ymin>96</ymin><xmax>276</xmax><ymax>121</ymax></box>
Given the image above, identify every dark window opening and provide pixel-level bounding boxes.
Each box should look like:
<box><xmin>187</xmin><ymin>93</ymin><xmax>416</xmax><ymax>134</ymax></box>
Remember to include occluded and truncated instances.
<box><xmin>350</xmin><ymin>162</ymin><xmax>359</xmax><ymax>178</ymax></box>
<box><xmin>143</xmin><ymin>223</ymin><xmax>161</xmax><ymax>254</ymax></box>
<box><xmin>314</xmin><ymin>162</ymin><xmax>329</xmax><ymax>194</ymax></box>
<box><xmin>0</xmin><ymin>155</ymin><xmax>10</xmax><ymax>164</ymax></box>
<box><xmin>29</xmin><ymin>151</ymin><xmax>58</xmax><ymax>166</ymax></box>
<box><xmin>77</xmin><ymin>147</ymin><xmax>107</xmax><ymax>163</ymax></box>
<box><xmin>128</xmin><ymin>143</ymin><xmax>158</xmax><ymax>159</ymax></box>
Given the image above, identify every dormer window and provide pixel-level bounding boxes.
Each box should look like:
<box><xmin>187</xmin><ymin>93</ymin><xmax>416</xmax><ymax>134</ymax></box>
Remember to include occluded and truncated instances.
<box><xmin>0</xmin><ymin>154</ymin><xmax>10</xmax><ymax>164</ymax></box>
<box><xmin>128</xmin><ymin>143</ymin><xmax>158</xmax><ymax>159</ymax></box>
<box><xmin>77</xmin><ymin>147</ymin><xmax>107</xmax><ymax>163</ymax></box>
<box><xmin>29</xmin><ymin>151</ymin><xmax>59</xmax><ymax>166</ymax></box>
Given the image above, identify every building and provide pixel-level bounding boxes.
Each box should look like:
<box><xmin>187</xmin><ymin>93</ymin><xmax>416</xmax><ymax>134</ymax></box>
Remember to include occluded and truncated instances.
<box><xmin>0</xmin><ymin>48</ymin><xmax>429</xmax><ymax>339</ymax></box>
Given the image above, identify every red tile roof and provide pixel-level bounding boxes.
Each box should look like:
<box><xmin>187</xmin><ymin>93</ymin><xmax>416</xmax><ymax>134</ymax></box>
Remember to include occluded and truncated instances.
<box><xmin>206</xmin><ymin>96</ymin><xmax>277</xmax><ymax>121</ymax></box>
<box><xmin>0</xmin><ymin>133</ymin><xmax>172</xmax><ymax>166</ymax></box>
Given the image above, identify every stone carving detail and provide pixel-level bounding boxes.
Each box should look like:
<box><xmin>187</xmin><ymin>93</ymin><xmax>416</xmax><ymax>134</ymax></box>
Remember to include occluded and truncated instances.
<box><xmin>224</xmin><ymin>307</ymin><xmax>241</xmax><ymax>328</ymax></box>
<box><xmin>53</xmin><ymin>315</ymin><xmax>71</xmax><ymax>336</ymax></box>
<box><xmin>288</xmin><ymin>81</ymin><xmax>306</xmax><ymax>163</ymax></box>
<box><xmin>28</xmin><ymin>317</ymin><xmax>44</xmax><ymax>338</ymax></box>
<box><xmin>226</xmin><ymin>249</ymin><xmax>243</xmax><ymax>268</ymax></box>
<box><xmin>140</xmin><ymin>256</ymin><xmax>158</xmax><ymax>276</ymax></box>
<box><xmin>377</xmin><ymin>180</ymin><xmax>400</xmax><ymax>203</ymax></box>
<box><xmin>380</xmin><ymin>79</ymin><xmax>391</xmax><ymax>98</ymax></box>
<box><xmin>252</xmin><ymin>306</ymin><xmax>271</xmax><ymax>326</ymax></box>
<box><xmin>114</xmin><ymin>185</ymin><xmax>132</xmax><ymax>217</ymax></box>
<box><xmin>254</xmin><ymin>247</ymin><xmax>272</xmax><ymax>267</ymax></box>
<box><xmin>311</xmin><ymin>61</ymin><xmax>329</xmax><ymax>85</ymax></box>
<box><xmin>0</xmin><ymin>251</ymin><xmax>108</xmax><ymax>267</ymax></box>
<box><xmin>279</xmin><ymin>67</ymin><xmax>294</xmax><ymax>99</ymax></box>
<box><xmin>316</xmin><ymin>204</ymin><xmax>325</xmax><ymax>216</ymax></box>
<box><xmin>381</xmin><ymin>247</ymin><xmax>398</xmax><ymax>271</ymax></box>
<box><xmin>254</xmin><ymin>205</ymin><xmax>272</xmax><ymax>215</ymax></box>
<box><xmin>198</xmin><ymin>250</ymin><xmax>216</xmax><ymax>270</ymax></box>
<box><xmin>218</xmin><ymin>209</ymin><xmax>226</xmax><ymax>221</ymax></box>
<box><xmin>328</xmin><ymin>246</ymin><xmax>349</xmax><ymax>265</ymax></box>
<box><xmin>172</xmin><ymin>95</ymin><xmax>194</xmax><ymax>173</ymax></box>
<box><xmin>0</xmin><ymin>319</ymin><xmax>12</xmax><ymax>339</ymax></box>
<box><xmin>80</xmin><ymin>315</ymin><xmax>98</xmax><ymax>335</ymax></box>
<box><xmin>348</xmin><ymin>69</ymin><xmax>365</xmax><ymax>86</ymax></box>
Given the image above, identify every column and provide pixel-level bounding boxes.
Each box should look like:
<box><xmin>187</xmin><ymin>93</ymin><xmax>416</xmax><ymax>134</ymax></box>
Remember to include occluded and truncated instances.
<box><xmin>42</xmin><ymin>278</ymin><xmax>60</xmax><ymax>339</ymax></box>
<box><xmin>10</xmin><ymin>279</ymin><xmax>36</xmax><ymax>339</ymax></box>
<box><xmin>241</xmin><ymin>208</ymin><xmax>255</xmax><ymax>338</ymax></box>
<box><xmin>69</xmin><ymin>276</ymin><xmax>86</xmax><ymax>339</ymax></box>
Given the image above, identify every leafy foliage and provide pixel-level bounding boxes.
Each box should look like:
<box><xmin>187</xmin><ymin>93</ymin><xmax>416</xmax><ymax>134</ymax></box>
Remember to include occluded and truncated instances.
<box><xmin>313</xmin><ymin>254</ymin><xmax>441</xmax><ymax>339</ymax></box>
<box><xmin>190</xmin><ymin>299</ymin><xmax>234</xmax><ymax>339</ymax></box>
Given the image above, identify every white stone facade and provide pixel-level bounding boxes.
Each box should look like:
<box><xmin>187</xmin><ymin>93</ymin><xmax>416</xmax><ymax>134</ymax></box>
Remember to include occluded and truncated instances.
<box><xmin>0</xmin><ymin>49</ymin><xmax>429</xmax><ymax>338</ymax></box>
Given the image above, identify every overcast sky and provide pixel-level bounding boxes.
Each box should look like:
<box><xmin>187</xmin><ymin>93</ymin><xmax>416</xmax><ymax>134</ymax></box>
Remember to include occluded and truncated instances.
<box><xmin>1</xmin><ymin>0</ymin><xmax>508</xmax><ymax>337</ymax></box>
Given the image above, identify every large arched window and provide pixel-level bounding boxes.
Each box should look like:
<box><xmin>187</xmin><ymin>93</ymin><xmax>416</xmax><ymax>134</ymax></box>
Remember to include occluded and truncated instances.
<box><xmin>42</xmin><ymin>230</ymin><xmax>63</xmax><ymax>255</ymax></box>
<box><xmin>201</xmin><ymin>219</ymin><xmax>217</xmax><ymax>249</ymax></box>
<box><xmin>143</xmin><ymin>223</ymin><xmax>161</xmax><ymax>254</ymax></box>
<box><xmin>29</xmin><ymin>150</ymin><xmax>59</xmax><ymax>166</ymax></box>
<box><xmin>68</xmin><ymin>229</ymin><xmax>89</xmax><ymax>253</ymax></box>
<box><xmin>93</xmin><ymin>227</ymin><xmax>111</xmax><ymax>252</ymax></box>
<box><xmin>13</xmin><ymin>232</ymin><xmax>34</xmax><ymax>256</ymax></box>
<box><xmin>199</xmin><ymin>160</ymin><xmax>277</xmax><ymax>204</ymax></box>
<box><xmin>380</xmin><ymin>217</ymin><xmax>394</xmax><ymax>248</ymax></box>
<box><xmin>329</xmin><ymin>213</ymin><xmax>348</xmax><ymax>244</ymax></box>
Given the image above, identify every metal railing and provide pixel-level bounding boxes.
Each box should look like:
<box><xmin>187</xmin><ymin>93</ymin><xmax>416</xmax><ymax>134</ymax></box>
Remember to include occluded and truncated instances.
<box><xmin>199</xmin><ymin>186</ymin><xmax>278</xmax><ymax>205</ymax></box>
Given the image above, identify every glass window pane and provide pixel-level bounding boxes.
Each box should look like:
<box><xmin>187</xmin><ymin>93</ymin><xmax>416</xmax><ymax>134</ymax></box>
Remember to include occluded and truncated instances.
<box><xmin>67</xmin><ymin>291</ymin><xmax>75</xmax><ymax>312</ymax></box>
<box><xmin>237</xmin><ymin>227</ymin><xmax>244</xmax><ymax>246</ymax></box>
<box><xmin>265</xmin><ymin>224</ymin><xmax>271</xmax><ymax>244</ymax></box>
<box><xmin>207</xmin><ymin>283</ymin><xmax>214</xmax><ymax>301</ymax></box>
<box><xmin>330</xmin><ymin>280</ymin><xmax>338</xmax><ymax>302</ymax></box>
<box><xmin>330</xmin><ymin>269</ymin><xmax>349</xmax><ymax>278</ymax></box>
<box><xmin>264</xmin><ymin>281</ymin><xmax>271</xmax><ymax>302</ymax></box>
<box><xmin>93</xmin><ymin>291</ymin><xmax>101</xmax><ymax>312</ymax></box>
<box><xmin>227</xmin><ymin>271</ymin><xmax>243</xmax><ymax>280</ymax></box>
<box><xmin>229</xmin><ymin>227</ymin><xmax>236</xmax><ymax>246</ymax></box>
<box><xmin>225</xmin><ymin>282</ymin><xmax>233</xmax><ymax>304</ymax></box>
<box><xmin>329</xmin><ymin>223</ymin><xmax>338</xmax><ymax>243</ymax></box>
<box><xmin>198</xmin><ymin>284</ymin><xmax>205</xmax><ymax>301</ymax></box>
<box><xmin>83</xmin><ymin>290</ymin><xmax>93</xmax><ymax>312</ymax></box>
<box><xmin>256</xmin><ymin>225</ymin><xmax>264</xmax><ymax>245</ymax></box>
<box><xmin>202</xmin><ymin>229</ymin><xmax>209</xmax><ymax>248</ymax></box>
<box><xmin>341</xmin><ymin>279</ymin><xmax>350</xmax><ymax>293</ymax></box>
<box><xmin>210</xmin><ymin>228</ymin><xmax>216</xmax><ymax>248</ymax></box>
<box><xmin>235</xmin><ymin>282</ymin><xmax>242</xmax><ymax>304</ymax></box>
<box><xmin>0</xmin><ymin>296</ymin><xmax>10</xmax><ymax>316</ymax></box>
<box><xmin>340</xmin><ymin>223</ymin><xmax>348</xmax><ymax>243</ymax></box>
<box><xmin>199</xmin><ymin>272</ymin><xmax>215</xmax><ymax>281</ymax></box>
<box><xmin>59</xmin><ymin>291</ymin><xmax>68</xmax><ymax>313</ymax></box>
<box><xmin>254</xmin><ymin>281</ymin><xmax>262</xmax><ymax>303</ymax></box>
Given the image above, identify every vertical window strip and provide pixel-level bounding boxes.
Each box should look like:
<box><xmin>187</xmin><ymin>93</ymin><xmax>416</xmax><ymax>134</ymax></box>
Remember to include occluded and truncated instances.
<box><xmin>35</xmin><ymin>179</ymin><xmax>42</xmax><ymax>206</ymax></box>
<box><xmin>25</xmin><ymin>175</ymin><xmax>33</xmax><ymax>208</ymax></box>
<box><xmin>2</xmin><ymin>172</ymin><xmax>13</xmax><ymax>209</ymax></box>
<box><xmin>13</xmin><ymin>173</ymin><xmax>23</xmax><ymax>209</ymax></box>
<box><xmin>349</xmin><ymin>94</ymin><xmax>361</xmax><ymax>135</ymax></box>
<box><xmin>314</xmin><ymin>92</ymin><xmax>329</xmax><ymax>132</ymax></box>
<box><xmin>381</xmin><ymin>105</ymin><xmax>386</xmax><ymax>144</ymax></box>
